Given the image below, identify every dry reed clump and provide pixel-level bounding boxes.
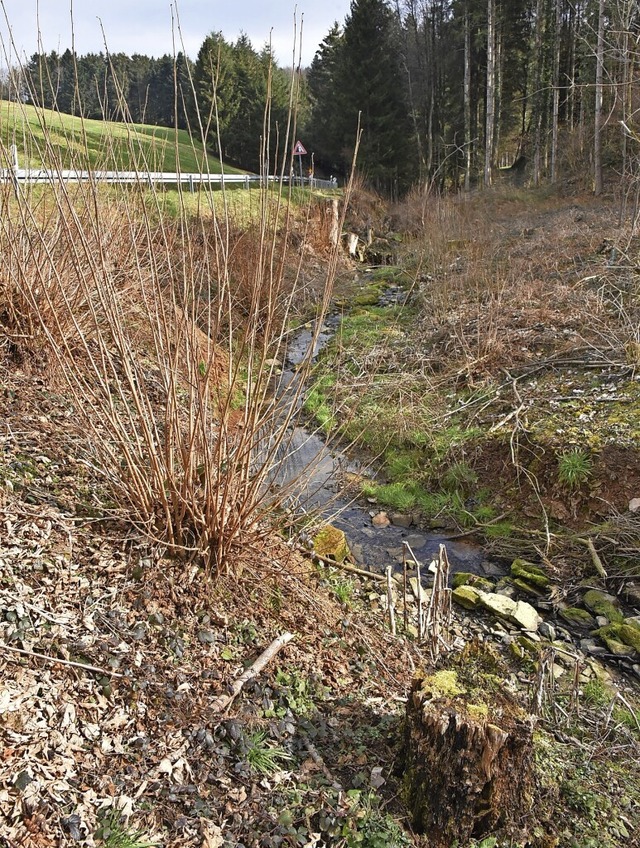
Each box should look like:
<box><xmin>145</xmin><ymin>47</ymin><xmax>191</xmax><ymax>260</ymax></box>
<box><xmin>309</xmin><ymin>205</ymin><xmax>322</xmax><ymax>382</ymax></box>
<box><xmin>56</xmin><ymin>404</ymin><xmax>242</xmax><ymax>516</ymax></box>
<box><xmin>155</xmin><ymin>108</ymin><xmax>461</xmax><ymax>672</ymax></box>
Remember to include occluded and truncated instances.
<box><xmin>0</xmin><ymin>95</ymin><xmax>351</xmax><ymax>576</ymax></box>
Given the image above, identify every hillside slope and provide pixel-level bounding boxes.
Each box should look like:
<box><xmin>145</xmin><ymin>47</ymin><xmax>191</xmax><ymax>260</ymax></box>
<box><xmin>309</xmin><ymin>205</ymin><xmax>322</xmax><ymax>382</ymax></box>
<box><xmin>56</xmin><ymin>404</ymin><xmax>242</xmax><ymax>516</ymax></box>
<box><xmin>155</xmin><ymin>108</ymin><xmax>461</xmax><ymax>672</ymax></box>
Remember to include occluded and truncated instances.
<box><xmin>0</xmin><ymin>100</ymin><xmax>243</xmax><ymax>174</ymax></box>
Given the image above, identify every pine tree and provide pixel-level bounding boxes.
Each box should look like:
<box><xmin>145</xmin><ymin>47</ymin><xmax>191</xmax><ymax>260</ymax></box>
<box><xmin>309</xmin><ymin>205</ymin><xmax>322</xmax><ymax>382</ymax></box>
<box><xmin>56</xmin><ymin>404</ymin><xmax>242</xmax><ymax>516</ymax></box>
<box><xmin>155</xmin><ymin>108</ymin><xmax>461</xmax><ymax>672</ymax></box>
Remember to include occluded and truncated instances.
<box><xmin>339</xmin><ymin>0</ymin><xmax>413</xmax><ymax>192</ymax></box>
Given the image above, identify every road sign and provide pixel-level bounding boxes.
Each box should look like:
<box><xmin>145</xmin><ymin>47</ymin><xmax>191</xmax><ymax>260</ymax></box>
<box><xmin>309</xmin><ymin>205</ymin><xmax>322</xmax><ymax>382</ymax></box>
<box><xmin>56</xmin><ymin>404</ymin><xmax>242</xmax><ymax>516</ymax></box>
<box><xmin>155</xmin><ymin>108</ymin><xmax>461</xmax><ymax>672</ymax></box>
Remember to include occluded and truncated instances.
<box><xmin>293</xmin><ymin>140</ymin><xmax>307</xmax><ymax>156</ymax></box>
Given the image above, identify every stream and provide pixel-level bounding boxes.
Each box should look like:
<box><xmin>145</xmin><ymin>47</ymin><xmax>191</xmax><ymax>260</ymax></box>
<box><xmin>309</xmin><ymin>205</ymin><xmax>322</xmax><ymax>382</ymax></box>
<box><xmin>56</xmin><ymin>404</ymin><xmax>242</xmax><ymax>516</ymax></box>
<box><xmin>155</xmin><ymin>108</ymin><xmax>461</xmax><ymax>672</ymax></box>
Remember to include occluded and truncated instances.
<box><xmin>276</xmin><ymin>313</ymin><xmax>502</xmax><ymax>582</ymax></box>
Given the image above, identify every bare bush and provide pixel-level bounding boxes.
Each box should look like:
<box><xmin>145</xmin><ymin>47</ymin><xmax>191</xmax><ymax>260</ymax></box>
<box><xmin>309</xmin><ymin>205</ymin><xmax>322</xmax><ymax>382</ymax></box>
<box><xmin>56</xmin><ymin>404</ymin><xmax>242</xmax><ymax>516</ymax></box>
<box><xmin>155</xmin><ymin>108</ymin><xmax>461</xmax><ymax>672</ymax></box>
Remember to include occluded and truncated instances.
<box><xmin>0</xmin><ymin>68</ymin><xmax>352</xmax><ymax>576</ymax></box>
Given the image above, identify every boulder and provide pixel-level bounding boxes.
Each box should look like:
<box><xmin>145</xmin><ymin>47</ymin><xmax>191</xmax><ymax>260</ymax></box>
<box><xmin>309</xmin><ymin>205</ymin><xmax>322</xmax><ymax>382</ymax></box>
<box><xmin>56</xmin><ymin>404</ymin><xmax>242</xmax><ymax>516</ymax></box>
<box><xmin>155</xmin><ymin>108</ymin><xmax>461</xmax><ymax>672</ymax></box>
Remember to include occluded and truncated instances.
<box><xmin>476</xmin><ymin>591</ymin><xmax>541</xmax><ymax>632</ymax></box>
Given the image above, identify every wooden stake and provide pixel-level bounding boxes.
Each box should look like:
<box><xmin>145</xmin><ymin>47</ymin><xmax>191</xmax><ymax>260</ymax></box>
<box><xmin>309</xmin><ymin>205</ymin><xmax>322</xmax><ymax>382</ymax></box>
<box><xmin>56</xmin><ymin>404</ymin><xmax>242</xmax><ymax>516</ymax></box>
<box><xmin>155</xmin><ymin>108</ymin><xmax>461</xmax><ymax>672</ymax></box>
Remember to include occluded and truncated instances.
<box><xmin>402</xmin><ymin>542</ymin><xmax>409</xmax><ymax>633</ymax></box>
<box><xmin>386</xmin><ymin>566</ymin><xmax>396</xmax><ymax>636</ymax></box>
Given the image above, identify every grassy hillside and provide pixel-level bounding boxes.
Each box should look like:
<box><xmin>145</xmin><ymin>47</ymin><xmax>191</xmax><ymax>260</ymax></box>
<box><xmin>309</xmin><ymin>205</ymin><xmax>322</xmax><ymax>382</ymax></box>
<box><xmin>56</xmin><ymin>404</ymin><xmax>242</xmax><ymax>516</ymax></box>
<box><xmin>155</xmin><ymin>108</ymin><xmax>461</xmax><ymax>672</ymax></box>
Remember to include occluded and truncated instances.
<box><xmin>0</xmin><ymin>100</ymin><xmax>243</xmax><ymax>174</ymax></box>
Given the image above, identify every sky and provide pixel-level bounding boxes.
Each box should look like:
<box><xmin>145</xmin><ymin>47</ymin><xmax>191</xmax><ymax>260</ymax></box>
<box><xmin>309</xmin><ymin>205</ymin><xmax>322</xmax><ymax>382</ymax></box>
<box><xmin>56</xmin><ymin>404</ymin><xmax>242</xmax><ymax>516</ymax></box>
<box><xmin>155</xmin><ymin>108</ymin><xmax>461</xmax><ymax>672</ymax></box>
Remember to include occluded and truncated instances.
<box><xmin>0</xmin><ymin>1</ymin><xmax>352</xmax><ymax>68</ymax></box>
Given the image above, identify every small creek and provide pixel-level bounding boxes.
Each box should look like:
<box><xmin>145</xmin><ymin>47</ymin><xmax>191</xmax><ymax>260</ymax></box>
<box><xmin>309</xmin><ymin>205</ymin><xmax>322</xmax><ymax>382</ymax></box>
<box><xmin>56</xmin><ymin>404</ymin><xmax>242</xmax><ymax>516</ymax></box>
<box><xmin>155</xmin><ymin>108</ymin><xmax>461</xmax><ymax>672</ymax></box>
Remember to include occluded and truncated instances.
<box><xmin>276</xmin><ymin>311</ymin><xmax>502</xmax><ymax>582</ymax></box>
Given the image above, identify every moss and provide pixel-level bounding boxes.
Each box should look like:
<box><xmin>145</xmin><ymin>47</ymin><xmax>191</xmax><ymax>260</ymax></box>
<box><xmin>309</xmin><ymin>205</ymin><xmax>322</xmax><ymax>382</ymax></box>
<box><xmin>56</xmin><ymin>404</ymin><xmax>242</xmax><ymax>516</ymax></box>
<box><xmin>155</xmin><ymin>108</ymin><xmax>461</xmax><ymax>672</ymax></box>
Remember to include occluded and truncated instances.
<box><xmin>452</xmin><ymin>572</ymin><xmax>495</xmax><ymax>592</ymax></box>
<box><xmin>467</xmin><ymin>702</ymin><xmax>489</xmax><ymax>719</ymax></box>
<box><xmin>452</xmin><ymin>585</ymin><xmax>481</xmax><ymax>609</ymax></box>
<box><xmin>420</xmin><ymin>669</ymin><xmax>465</xmax><ymax>699</ymax></box>
<box><xmin>558</xmin><ymin>607</ymin><xmax>596</xmax><ymax>629</ymax></box>
<box><xmin>313</xmin><ymin>525</ymin><xmax>350</xmax><ymax>564</ymax></box>
<box><xmin>582</xmin><ymin>590</ymin><xmax>623</xmax><ymax>624</ymax></box>
<box><xmin>510</xmin><ymin>558</ymin><xmax>550</xmax><ymax>589</ymax></box>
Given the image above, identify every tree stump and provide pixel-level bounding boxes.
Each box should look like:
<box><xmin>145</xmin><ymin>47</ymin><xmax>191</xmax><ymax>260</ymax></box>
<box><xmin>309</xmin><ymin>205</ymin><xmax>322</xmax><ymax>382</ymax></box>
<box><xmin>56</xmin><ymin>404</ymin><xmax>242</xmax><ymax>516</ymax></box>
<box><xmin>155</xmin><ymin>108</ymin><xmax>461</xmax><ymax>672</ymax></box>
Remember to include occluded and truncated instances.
<box><xmin>403</xmin><ymin>646</ymin><xmax>535</xmax><ymax>846</ymax></box>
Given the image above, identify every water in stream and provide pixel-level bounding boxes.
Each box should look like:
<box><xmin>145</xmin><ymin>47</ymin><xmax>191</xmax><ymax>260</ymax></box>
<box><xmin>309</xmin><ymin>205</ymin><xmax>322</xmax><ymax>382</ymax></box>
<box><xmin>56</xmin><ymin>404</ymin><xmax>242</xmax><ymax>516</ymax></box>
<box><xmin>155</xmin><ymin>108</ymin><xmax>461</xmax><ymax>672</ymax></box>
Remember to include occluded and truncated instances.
<box><xmin>277</xmin><ymin>315</ymin><xmax>500</xmax><ymax>581</ymax></box>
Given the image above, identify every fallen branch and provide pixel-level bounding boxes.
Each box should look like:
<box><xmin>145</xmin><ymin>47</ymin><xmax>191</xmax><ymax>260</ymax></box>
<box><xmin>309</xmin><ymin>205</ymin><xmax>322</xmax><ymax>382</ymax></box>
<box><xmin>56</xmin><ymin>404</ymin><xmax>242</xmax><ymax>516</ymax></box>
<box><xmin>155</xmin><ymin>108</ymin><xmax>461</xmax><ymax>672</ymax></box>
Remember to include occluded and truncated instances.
<box><xmin>300</xmin><ymin>731</ymin><xmax>342</xmax><ymax>790</ymax></box>
<box><xmin>578</xmin><ymin>537</ymin><xmax>608</xmax><ymax>578</ymax></box>
<box><xmin>312</xmin><ymin>552</ymin><xmax>386</xmax><ymax>582</ymax></box>
<box><xmin>0</xmin><ymin>643</ymin><xmax>123</xmax><ymax>677</ymax></box>
<box><xmin>210</xmin><ymin>632</ymin><xmax>294</xmax><ymax>713</ymax></box>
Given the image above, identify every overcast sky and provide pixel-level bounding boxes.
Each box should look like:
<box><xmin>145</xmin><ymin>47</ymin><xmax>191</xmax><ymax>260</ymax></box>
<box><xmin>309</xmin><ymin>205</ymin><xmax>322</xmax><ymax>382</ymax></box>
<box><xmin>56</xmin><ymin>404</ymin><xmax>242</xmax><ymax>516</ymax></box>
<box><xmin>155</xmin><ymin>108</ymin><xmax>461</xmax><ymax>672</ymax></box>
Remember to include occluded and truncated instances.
<box><xmin>0</xmin><ymin>1</ymin><xmax>352</xmax><ymax>67</ymax></box>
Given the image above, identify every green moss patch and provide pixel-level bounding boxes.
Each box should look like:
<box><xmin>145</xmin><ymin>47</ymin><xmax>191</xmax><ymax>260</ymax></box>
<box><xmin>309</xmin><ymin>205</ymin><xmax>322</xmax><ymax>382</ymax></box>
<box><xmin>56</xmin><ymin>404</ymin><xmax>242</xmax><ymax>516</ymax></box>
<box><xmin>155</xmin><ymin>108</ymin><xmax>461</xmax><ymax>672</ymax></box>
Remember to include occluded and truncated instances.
<box><xmin>582</xmin><ymin>589</ymin><xmax>623</xmax><ymax>624</ymax></box>
<box><xmin>313</xmin><ymin>525</ymin><xmax>350</xmax><ymax>563</ymax></box>
<box><xmin>510</xmin><ymin>558</ymin><xmax>550</xmax><ymax>589</ymax></box>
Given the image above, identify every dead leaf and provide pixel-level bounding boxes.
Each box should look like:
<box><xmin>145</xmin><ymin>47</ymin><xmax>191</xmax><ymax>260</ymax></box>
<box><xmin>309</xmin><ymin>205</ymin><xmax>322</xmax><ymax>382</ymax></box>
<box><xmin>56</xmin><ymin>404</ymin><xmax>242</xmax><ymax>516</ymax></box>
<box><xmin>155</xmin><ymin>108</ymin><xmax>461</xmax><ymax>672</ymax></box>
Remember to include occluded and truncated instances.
<box><xmin>200</xmin><ymin>819</ymin><xmax>224</xmax><ymax>848</ymax></box>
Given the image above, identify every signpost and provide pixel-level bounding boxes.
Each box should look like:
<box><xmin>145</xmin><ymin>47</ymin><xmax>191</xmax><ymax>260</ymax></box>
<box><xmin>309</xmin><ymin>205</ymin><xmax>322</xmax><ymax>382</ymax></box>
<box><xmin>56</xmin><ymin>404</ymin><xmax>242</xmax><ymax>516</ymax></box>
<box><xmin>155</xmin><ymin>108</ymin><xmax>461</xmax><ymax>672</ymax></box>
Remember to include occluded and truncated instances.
<box><xmin>293</xmin><ymin>140</ymin><xmax>307</xmax><ymax>185</ymax></box>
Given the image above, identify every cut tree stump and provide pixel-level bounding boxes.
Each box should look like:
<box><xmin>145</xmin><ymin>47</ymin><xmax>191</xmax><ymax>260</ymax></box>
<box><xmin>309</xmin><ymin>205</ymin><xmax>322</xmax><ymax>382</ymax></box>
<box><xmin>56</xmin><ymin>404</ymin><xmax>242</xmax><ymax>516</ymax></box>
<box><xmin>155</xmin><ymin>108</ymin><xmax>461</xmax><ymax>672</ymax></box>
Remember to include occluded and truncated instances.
<box><xmin>402</xmin><ymin>645</ymin><xmax>535</xmax><ymax>846</ymax></box>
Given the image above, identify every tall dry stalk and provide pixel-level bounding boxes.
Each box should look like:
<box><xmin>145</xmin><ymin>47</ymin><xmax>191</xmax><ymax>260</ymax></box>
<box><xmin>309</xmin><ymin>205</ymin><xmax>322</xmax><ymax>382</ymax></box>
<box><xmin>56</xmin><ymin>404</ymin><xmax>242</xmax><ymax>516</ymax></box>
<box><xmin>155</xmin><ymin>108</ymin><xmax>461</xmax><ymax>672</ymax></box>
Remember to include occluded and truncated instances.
<box><xmin>0</xmin><ymin>39</ymin><xmax>356</xmax><ymax>576</ymax></box>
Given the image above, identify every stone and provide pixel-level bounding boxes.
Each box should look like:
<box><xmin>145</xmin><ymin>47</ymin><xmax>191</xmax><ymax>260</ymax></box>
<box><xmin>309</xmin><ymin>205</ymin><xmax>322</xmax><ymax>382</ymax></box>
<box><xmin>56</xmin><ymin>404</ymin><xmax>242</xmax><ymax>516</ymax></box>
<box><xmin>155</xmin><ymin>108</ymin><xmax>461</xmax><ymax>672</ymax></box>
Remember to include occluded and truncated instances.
<box><xmin>405</xmin><ymin>533</ymin><xmax>427</xmax><ymax>548</ymax></box>
<box><xmin>476</xmin><ymin>591</ymin><xmax>540</xmax><ymax>632</ymax></box>
<box><xmin>452</xmin><ymin>572</ymin><xmax>495</xmax><ymax>592</ymax></box>
<box><xmin>512</xmin><ymin>578</ymin><xmax>545</xmax><ymax>598</ymax></box>
<box><xmin>558</xmin><ymin>607</ymin><xmax>596</xmax><ymax>631</ymax></box>
<box><xmin>452</xmin><ymin>586</ymin><xmax>481</xmax><ymax>609</ymax></box>
<box><xmin>618</xmin><ymin>623</ymin><xmax>640</xmax><ymax>653</ymax></box>
<box><xmin>511</xmin><ymin>601</ymin><xmax>541</xmax><ymax>633</ymax></box>
<box><xmin>539</xmin><ymin>622</ymin><xmax>556</xmax><ymax>641</ymax></box>
<box><xmin>622</xmin><ymin>582</ymin><xmax>640</xmax><ymax>607</ymax></box>
<box><xmin>390</xmin><ymin>512</ymin><xmax>413</xmax><ymax>528</ymax></box>
<box><xmin>582</xmin><ymin>589</ymin><xmax>623</xmax><ymax>624</ymax></box>
<box><xmin>602</xmin><ymin>636</ymin><xmax>635</xmax><ymax>657</ymax></box>
<box><xmin>371</xmin><ymin>511</ymin><xmax>391</xmax><ymax>528</ymax></box>
<box><xmin>510</xmin><ymin>558</ymin><xmax>550</xmax><ymax>589</ymax></box>
<box><xmin>629</xmin><ymin>498</ymin><xmax>640</xmax><ymax>513</ymax></box>
<box><xmin>313</xmin><ymin>524</ymin><xmax>351</xmax><ymax>563</ymax></box>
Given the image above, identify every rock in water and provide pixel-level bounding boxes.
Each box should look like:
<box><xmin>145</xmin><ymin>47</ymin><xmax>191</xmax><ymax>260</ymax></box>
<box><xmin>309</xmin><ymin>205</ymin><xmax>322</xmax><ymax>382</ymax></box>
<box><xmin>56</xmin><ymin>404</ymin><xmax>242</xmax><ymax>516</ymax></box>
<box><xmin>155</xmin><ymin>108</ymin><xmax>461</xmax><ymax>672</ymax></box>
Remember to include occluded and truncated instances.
<box><xmin>402</xmin><ymin>644</ymin><xmax>535</xmax><ymax>846</ymax></box>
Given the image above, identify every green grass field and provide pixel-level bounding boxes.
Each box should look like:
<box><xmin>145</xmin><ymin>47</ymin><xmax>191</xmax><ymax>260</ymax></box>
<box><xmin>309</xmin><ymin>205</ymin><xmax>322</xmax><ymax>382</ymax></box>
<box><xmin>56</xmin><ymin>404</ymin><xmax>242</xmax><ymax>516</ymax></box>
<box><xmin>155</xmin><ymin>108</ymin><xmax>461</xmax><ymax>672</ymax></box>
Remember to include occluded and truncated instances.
<box><xmin>0</xmin><ymin>100</ymin><xmax>242</xmax><ymax>174</ymax></box>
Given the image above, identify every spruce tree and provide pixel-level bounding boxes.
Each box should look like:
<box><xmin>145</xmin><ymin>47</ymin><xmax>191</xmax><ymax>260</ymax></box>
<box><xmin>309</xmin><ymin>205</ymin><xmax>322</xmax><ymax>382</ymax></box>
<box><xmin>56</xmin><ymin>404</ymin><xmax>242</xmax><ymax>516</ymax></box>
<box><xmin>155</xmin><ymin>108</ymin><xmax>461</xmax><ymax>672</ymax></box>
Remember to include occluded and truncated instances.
<box><xmin>337</xmin><ymin>0</ymin><xmax>413</xmax><ymax>192</ymax></box>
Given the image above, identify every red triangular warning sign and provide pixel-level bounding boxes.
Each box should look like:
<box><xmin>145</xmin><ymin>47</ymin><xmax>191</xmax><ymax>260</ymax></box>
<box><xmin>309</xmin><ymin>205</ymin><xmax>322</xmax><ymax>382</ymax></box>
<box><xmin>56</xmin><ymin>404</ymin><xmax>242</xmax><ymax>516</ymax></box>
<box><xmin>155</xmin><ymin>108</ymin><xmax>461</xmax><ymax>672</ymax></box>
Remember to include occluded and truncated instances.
<box><xmin>293</xmin><ymin>140</ymin><xmax>307</xmax><ymax>155</ymax></box>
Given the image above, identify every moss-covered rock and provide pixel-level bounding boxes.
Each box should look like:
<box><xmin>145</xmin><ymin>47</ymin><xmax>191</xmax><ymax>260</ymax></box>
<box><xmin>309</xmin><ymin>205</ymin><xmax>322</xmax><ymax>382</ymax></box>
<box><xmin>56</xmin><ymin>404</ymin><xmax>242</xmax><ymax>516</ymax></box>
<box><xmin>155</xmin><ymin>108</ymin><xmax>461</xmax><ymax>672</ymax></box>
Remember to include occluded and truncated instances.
<box><xmin>512</xmin><ymin>578</ymin><xmax>545</xmax><ymax>598</ymax></box>
<box><xmin>559</xmin><ymin>607</ymin><xmax>596</xmax><ymax>630</ymax></box>
<box><xmin>582</xmin><ymin>589</ymin><xmax>623</xmax><ymax>624</ymax></box>
<box><xmin>452</xmin><ymin>585</ymin><xmax>481</xmax><ymax>609</ymax></box>
<box><xmin>313</xmin><ymin>524</ymin><xmax>350</xmax><ymax>563</ymax></box>
<box><xmin>594</xmin><ymin>624</ymin><xmax>638</xmax><ymax>657</ymax></box>
<box><xmin>452</xmin><ymin>572</ymin><xmax>495</xmax><ymax>592</ymax></box>
<box><xmin>510</xmin><ymin>558</ymin><xmax>550</xmax><ymax>589</ymax></box>
<box><xmin>618</xmin><ymin>623</ymin><xmax>640</xmax><ymax>653</ymax></box>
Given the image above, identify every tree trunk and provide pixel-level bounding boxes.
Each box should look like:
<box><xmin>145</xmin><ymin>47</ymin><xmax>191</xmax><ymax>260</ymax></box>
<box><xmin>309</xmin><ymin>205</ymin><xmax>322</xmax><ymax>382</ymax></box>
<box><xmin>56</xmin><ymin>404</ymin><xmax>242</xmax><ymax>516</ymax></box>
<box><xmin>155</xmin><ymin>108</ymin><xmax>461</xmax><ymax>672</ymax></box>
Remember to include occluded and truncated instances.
<box><xmin>403</xmin><ymin>647</ymin><xmax>536</xmax><ymax>846</ymax></box>
<box><xmin>533</xmin><ymin>0</ymin><xmax>546</xmax><ymax>186</ymax></box>
<box><xmin>484</xmin><ymin>0</ymin><xmax>496</xmax><ymax>187</ymax></box>
<box><xmin>550</xmin><ymin>0</ymin><xmax>562</xmax><ymax>182</ymax></box>
<box><xmin>464</xmin><ymin>2</ymin><xmax>472</xmax><ymax>192</ymax></box>
<box><xmin>594</xmin><ymin>0</ymin><xmax>605</xmax><ymax>195</ymax></box>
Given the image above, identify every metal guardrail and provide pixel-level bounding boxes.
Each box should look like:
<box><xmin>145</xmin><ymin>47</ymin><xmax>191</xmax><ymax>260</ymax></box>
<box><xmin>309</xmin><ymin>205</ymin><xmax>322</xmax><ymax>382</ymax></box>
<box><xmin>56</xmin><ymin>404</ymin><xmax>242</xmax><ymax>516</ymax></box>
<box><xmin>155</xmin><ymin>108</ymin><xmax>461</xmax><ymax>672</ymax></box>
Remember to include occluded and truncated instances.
<box><xmin>0</xmin><ymin>167</ymin><xmax>338</xmax><ymax>191</ymax></box>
